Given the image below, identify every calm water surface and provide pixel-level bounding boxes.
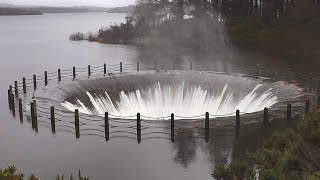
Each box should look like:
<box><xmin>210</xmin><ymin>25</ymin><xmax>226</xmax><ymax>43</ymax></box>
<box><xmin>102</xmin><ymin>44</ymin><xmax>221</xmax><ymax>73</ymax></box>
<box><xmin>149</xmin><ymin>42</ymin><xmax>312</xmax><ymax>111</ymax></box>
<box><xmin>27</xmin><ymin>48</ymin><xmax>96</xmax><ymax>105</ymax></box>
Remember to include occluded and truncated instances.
<box><xmin>0</xmin><ymin>13</ymin><xmax>304</xmax><ymax>179</ymax></box>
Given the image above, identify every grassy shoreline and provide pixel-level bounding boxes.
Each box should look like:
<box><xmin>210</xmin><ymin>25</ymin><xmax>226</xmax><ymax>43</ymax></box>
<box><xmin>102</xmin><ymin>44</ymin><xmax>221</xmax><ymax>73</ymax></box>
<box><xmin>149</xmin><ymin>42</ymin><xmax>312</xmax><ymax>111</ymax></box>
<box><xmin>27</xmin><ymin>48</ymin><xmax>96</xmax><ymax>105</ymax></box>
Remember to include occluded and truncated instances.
<box><xmin>0</xmin><ymin>166</ymin><xmax>89</xmax><ymax>180</ymax></box>
<box><xmin>213</xmin><ymin>110</ymin><xmax>320</xmax><ymax>180</ymax></box>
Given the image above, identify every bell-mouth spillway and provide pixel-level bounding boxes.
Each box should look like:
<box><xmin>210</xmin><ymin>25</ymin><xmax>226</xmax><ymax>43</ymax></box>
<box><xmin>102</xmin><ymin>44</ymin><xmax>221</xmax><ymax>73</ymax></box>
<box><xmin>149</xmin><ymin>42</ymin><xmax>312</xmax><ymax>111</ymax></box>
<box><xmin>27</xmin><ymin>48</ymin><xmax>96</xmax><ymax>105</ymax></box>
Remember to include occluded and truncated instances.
<box><xmin>36</xmin><ymin>70</ymin><xmax>304</xmax><ymax>120</ymax></box>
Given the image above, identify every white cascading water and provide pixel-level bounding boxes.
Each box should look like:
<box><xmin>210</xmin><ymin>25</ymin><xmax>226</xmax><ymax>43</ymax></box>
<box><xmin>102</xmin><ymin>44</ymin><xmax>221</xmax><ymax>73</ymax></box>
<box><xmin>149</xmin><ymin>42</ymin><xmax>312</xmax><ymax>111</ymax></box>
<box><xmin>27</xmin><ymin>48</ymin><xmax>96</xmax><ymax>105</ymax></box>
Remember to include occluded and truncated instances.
<box><xmin>61</xmin><ymin>82</ymin><xmax>278</xmax><ymax>119</ymax></box>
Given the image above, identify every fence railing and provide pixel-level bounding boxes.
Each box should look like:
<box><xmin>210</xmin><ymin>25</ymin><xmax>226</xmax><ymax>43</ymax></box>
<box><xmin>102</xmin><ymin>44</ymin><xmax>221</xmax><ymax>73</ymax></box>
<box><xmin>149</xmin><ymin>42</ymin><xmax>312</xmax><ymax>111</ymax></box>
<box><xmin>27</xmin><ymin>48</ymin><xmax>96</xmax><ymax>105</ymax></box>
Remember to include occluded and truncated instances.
<box><xmin>6</xmin><ymin>62</ymin><xmax>320</xmax><ymax>143</ymax></box>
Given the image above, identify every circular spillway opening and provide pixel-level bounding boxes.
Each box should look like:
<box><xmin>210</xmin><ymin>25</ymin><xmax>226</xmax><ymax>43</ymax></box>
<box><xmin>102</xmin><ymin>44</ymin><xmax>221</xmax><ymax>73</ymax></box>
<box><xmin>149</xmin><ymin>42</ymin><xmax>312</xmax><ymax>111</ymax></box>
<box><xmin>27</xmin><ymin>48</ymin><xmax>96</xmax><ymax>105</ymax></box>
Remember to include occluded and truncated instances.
<box><xmin>53</xmin><ymin>71</ymin><xmax>302</xmax><ymax>120</ymax></box>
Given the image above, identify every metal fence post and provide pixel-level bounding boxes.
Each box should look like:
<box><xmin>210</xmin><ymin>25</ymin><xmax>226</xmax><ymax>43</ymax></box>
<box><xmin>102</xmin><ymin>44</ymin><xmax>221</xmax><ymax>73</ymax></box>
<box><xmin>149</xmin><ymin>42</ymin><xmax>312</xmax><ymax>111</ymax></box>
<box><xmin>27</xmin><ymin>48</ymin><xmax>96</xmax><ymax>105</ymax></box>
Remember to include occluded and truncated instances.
<box><xmin>137</xmin><ymin>113</ymin><xmax>141</xmax><ymax>143</ymax></box>
<box><xmin>33</xmin><ymin>99</ymin><xmax>38</xmax><ymax>132</ymax></box>
<box><xmin>287</xmin><ymin>104</ymin><xmax>292</xmax><ymax>121</ymax></box>
<box><xmin>23</xmin><ymin>77</ymin><xmax>26</xmax><ymax>93</ymax></box>
<box><xmin>8</xmin><ymin>89</ymin><xmax>12</xmax><ymax>110</ymax></box>
<box><xmin>44</xmin><ymin>71</ymin><xmax>48</xmax><ymax>86</ymax></box>
<box><xmin>14</xmin><ymin>81</ymin><xmax>18</xmax><ymax>96</ymax></box>
<box><xmin>58</xmin><ymin>69</ymin><xmax>61</xmax><ymax>82</ymax></box>
<box><xmin>11</xmin><ymin>92</ymin><xmax>15</xmax><ymax>116</ymax></box>
<box><xmin>171</xmin><ymin>113</ymin><xmax>174</xmax><ymax>143</ymax></box>
<box><xmin>19</xmin><ymin>98</ymin><xmax>23</xmax><ymax>122</ymax></box>
<box><xmin>137</xmin><ymin>62</ymin><xmax>140</xmax><ymax>72</ymax></box>
<box><xmin>105</xmin><ymin>112</ymin><xmax>109</xmax><ymax>141</ymax></box>
<box><xmin>75</xmin><ymin>109</ymin><xmax>80</xmax><ymax>138</ymax></box>
<box><xmin>51</xmin><ymin>106</ymin><xmax>55</xmax><ymax>133</ymax></box>
<box><xmin>31</xmin><ymin>102</ymin><xmax>35</xmax><ymax>129</ymax></box>
<box><xmin>236</xmin><ymin>110</ymin><xmax>240</xmax><ymax>139</ymax></box>
<box><xmin>205</xmin><ymin>112</ymin><xmax>209</xmax><ymax>142</ymax></box>
<box><xmin>263</xmin><ymin>107</ymin><xmax>269</xmax><ymax>125</ymax></box>
<box><xmin>33</xmin><ymin>74</ymin><xmax>37</xmax><ymax>90</ymax></box>
<box><xmin>73</xmin><ymin>67</ymin><xmax>76</xmax><ymax>79</ymax></box>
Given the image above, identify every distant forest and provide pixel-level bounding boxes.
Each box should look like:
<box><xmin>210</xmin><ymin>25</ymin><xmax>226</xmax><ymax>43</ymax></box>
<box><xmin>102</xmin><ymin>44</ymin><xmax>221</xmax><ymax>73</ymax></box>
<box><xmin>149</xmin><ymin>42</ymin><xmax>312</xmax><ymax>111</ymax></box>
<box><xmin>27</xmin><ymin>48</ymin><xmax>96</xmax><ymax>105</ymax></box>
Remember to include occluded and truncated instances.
<box><xmin>0</xmin><ymin>7</ymin><xmax>42</xmax><ymax>16</ymax></box>
<box><xmin>129</xmin><ymin>0</ymin><xmax>320</xmax><ymax>25</ymax></box>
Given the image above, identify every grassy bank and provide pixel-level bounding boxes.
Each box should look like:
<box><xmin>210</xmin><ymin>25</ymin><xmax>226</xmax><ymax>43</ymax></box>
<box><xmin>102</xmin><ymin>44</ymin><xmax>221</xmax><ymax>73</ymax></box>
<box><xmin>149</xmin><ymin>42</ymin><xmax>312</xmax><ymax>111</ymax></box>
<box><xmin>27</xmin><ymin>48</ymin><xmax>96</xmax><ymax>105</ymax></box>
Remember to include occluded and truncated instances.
<box><xmin>0</xmin><ymin>166</ymin><xmax>89</xmax><ymax>180</ymax></box>
<box><xmin>213</xmin><ymin>110</ymin><xmax>320</xmax><ymax>180</ymax></box>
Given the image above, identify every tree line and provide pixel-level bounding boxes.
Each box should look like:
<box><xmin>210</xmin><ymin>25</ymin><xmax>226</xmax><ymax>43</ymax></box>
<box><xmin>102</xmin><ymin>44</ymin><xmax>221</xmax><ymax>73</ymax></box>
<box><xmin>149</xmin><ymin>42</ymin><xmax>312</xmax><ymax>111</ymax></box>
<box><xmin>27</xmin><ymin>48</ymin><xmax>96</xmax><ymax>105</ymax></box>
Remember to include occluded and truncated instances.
<box><xmin>0</xmin><ymin>7</ymin><xmax>42</xmax><ymax>16</ymax></box>
<box><xmin>132</xmin><ymin>0</ymin><xmax>320</xmax><ymax>27</ymax></box>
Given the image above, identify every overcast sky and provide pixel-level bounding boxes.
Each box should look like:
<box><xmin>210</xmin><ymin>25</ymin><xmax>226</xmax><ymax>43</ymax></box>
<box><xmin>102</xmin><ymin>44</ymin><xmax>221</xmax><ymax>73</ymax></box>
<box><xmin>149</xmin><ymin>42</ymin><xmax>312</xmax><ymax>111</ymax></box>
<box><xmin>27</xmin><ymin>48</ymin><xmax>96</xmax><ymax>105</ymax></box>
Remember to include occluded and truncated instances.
<box><xmin>1</xmin><ymin>0</ymin><xmax>136</xmax><ymax>7</ymax></box>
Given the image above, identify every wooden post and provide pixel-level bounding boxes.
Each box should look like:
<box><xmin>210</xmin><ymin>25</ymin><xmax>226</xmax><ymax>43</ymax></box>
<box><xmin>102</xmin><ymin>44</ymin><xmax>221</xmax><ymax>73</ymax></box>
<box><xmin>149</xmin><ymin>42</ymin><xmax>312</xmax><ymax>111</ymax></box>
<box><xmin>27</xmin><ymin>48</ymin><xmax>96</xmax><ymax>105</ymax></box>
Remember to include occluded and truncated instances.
<box><xmin>305</xmin><ymin>99</ymin><xmax>310</xmax><ymax>114</ymax></box>
<box><xmin>287</xmin><ymin>104</ymin><xmax>292</xmax><ymax>121</ymax></box>
<box><xmin>23</xmin><ymin>77</ymin><xmax>26</xmax><ymax>93</ymax></box>
<box><xmin>14</xmin><ymin>81</ymin><xmax>18</xmax><ymax>96</ymax></box>
<box><xmin>50</xmin><ymin>106</ymin><xmax>55</xmax><ymax>133</ymax></box>
<box><xmin>58</xmin><ymin>69</ymin><xmax>61</xmax><ymax>82</ymax></box>
<box><xmin>171</xmin><ymin>113</ymin><xmax>174</xmax><ymax>143</ymax></box>
<box><xmin>33</xmin><ymin>74</ymin><xmax>37</xmax><ymax>90</ymax></box>
<box><xmin>104</xmin><ymin>63</ymin><xmax>107</xmax><ymax>75</ymax></box>
<box><xmin>88</xmin><ymin>65</ymin><xmax>91</xmax><ymax>77</ymax></box>
<box><xmin>73</xmin><ymin>67</ymin><xmax>76</xmax><ymax>79</ymax></box>
<box><xmin>137</xmin><ymin>113</ymin><xmax>141</xmax><ymax>143</ymax></box>
<box><xmin>236</xmin><ymin>110</ymin><xmax>240</xmax><ymax>139</ymax></box>
<box><xmin>137</xmin><ymin>62</ymin><xmax>140</xmax><ymax>72</ymax></box>
<box><xmin>105</xmin><ymin>112</ymin><xmax>109</xmax><ymax>141</ymax></box>
<box><xmin>120</xmin><ymin>62</ymin><xmax>123</xmax><ymax>73</ymax></box>
<box><xmin>154</xmin><ymin>62</ymin><xmax>157</xmax><ymax>71</ymax></box>
<box><xmin>205</xmin><ymin>112</ymin><xmax>209</xmax><ymax>142</ymax></box>
<box><xmin>190</xmin><ymin>62</ymin><xmax>192</xmax><ymax>70</ymax></box>
<box><xmin>19</xmin><ymin>98</ymin><xmax>23</xmax><ymax>122</ymax></box>
<box><xmin>11</xmin><ymin>93</ymin><xmax>15</xmax><ymax>116</ymax></box>
<box><xmin>263</xmin><ymin>107</ymin><xmax>269</xmax><ymax>125</ymax></box>
<box><xmin>44</xmin><ymin>71</ymin><xmax>48</xmax><ymax>86</ymax></box>
<box><xmin>33</xmin><ymin>99</ymin><xmax>38</xmax><ymax>132</ymax></box>
<box><xmin>75</xmin><ymin>109</ymin><xmax>80</xmax><ymax>138</ymax></box>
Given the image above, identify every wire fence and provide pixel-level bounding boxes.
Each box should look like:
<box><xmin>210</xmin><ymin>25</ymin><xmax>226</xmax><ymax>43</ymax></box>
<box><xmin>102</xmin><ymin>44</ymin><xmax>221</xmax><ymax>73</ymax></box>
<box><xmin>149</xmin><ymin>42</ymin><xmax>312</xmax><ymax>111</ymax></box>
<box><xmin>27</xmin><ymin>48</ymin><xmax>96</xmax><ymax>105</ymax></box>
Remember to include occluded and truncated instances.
<box><xmin>6</xmin><ymin>62</ymin><xmax>320</xmax><ymax>143</ymax></box>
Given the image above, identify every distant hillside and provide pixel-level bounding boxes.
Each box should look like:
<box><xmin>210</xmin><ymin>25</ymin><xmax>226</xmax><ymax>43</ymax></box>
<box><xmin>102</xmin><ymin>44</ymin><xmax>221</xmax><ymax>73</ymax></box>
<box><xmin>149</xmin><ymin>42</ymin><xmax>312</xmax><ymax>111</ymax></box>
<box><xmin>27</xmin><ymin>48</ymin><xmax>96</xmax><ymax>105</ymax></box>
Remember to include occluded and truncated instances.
<box><xmin>0</xmin><ymin>7</ymin><xmax>42</xmax><ymax>15</ymax></box>
<box><xmin>106</xmin><ymin>5</ymin><xmax>135</xmax><ymax>13</ymax></box>
<box><xmin>0</xmin><ymin>4</ymin><xmax>134</xmax><ymax>14</ymax></box>
<box><xmin>23</xmin><ymin>6</ymin><xmax>110</xmax><ymax>13</ymax></box>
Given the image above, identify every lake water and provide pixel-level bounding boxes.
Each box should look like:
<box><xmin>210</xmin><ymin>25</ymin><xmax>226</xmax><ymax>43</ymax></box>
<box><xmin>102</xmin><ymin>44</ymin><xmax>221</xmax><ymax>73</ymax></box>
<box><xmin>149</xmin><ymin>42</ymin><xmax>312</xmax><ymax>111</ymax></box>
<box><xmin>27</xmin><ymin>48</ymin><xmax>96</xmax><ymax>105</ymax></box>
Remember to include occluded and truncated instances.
<box><xmin>0</xmin><ymin>13</ymin><xmax>308</xmax><ymax>179</ymax></box>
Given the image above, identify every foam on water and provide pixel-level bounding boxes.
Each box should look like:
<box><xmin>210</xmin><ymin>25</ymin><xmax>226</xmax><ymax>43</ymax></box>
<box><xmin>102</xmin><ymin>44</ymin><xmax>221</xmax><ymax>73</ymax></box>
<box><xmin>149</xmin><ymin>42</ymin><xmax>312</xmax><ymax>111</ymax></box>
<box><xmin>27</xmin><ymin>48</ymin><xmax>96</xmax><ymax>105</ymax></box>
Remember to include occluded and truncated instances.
<box><xmin>61</xmin><ymin>82</ymin><xmax>278</xmax><ymax>119</ymax></box>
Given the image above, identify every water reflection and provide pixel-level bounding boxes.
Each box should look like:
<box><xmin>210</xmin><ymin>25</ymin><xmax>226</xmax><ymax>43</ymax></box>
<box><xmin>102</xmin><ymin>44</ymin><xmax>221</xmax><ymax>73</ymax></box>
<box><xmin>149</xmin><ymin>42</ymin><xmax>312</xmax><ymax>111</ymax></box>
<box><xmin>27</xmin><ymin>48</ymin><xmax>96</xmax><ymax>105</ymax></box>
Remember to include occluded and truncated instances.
<box><xmin>172</xmin><ymin>129</ymin><xmax>198</xmax><ymax>168</ymax></box>
<box><xmin>204</xmin><ymin>128</ymin><xmax>234</xmax><ymax>166</ymax></box>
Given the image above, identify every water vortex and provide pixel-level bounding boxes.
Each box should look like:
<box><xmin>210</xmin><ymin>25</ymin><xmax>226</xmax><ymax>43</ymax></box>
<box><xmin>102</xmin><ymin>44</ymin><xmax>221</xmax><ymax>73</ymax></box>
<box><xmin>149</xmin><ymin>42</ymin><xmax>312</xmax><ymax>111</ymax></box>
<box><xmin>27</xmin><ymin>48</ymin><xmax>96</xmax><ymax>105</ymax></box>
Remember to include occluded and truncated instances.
<box><xmin>57</xmin><ymin>69</ymin><xmax>301</xmax><ymax>119</ymax></box>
